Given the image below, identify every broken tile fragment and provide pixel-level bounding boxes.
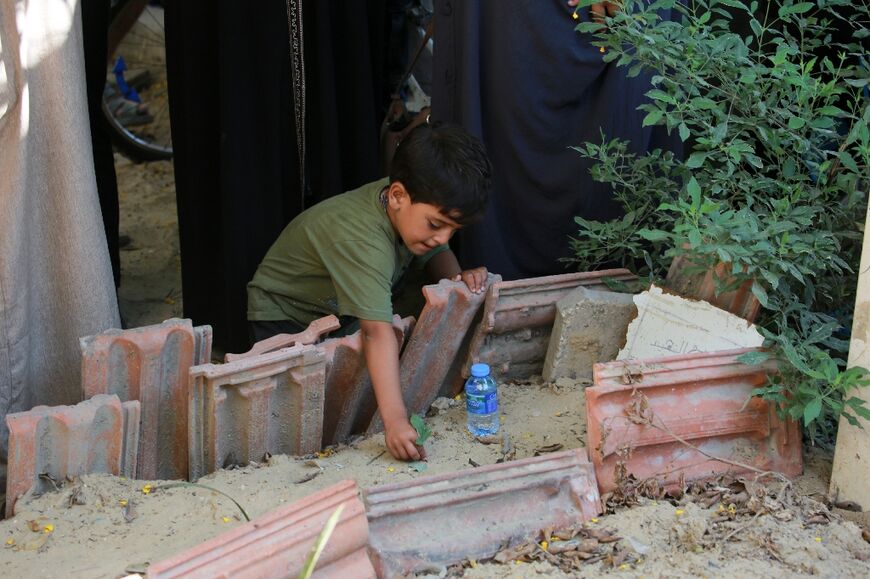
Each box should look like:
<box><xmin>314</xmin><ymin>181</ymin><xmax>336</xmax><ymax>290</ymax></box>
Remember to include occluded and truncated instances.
<box><xmin>146</xmin><ymin>480</ymin><xmax>374</xmax><ymax>578</ymax></box>
<box><xmin>617</xmin><ymin>284</ymin><xmax>763</xmax><ymax>361</ymax></box>
<box><xmin>363</xmin><ymin>449</ymin><xmax>601</xmax><ymax>576</ymax></box>
<box><xmin>224</xmin><ymin>315</ymin><xmax>341</xmax><ymax>363</ymax></box>
<box><xmin>543</xmin><ymin>285</ymin><xmax>637</xmax><ymax>382</ymax></box>
<box><xmin>188</xmin><ymin>345</ymin><xmax>325</xmax><ymax>481</ymax></box>
<box><xmin>587</xmin><ymin>348</ymin><xmax>802</xmax><ymax>493</ymax></box>
<box><xmin>464</xmin><ymin>269</ymin><xmax>637</xmax><ymax>382</ymax></box>
<box><xmin>666</xmin><ymin>254</ymin><xmax>760</xmax><ymax>322</ymax></box>
<box><xmin>5</xmin><ymin>394</ymin><xmax>137</xmax><ymax>517</ymax></box>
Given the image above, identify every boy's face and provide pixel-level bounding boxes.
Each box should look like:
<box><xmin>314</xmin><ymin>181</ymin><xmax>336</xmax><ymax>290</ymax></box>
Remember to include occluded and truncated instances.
<box><xmin>387</xmin><ymin>183</ymin><xmax>462</xmax><ymax>255</ymax></box>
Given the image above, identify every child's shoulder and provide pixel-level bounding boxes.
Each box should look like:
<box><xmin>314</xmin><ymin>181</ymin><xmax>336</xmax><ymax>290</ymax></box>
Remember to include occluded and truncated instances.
<box><xmin>298</xmin><ymin>178</ymin><xmax>391</xmax><ymax>243</ymax></box>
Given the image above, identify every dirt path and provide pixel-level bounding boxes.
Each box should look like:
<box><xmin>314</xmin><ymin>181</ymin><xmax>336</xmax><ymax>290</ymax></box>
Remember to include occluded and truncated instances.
<box><xmin>115</xmin><ymin>155</ymin><xmax>182</xmax><ymax>330</ymax></box>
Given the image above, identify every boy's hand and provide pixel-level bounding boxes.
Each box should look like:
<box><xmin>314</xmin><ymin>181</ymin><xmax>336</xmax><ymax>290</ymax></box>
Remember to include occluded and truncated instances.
<box><xmin>452</xmin><ymin>266</ymin><xmax>488</xmax><ymax>294</ymax></box>
<box><xmin>384</xmin><ymin>417</ymin><xmax>427</xmax><ymax>461</ymax></box>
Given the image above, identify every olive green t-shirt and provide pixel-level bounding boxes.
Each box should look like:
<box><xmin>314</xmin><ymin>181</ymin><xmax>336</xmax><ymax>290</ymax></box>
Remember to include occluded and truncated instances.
<box><xmin>247</xmin><ymin>178</ymin><xmax>446</xmax><ymax>325</ymax></box>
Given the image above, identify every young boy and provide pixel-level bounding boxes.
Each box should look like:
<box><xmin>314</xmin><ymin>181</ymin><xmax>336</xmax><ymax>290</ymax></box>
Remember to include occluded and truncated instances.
<box><xmin>247</xmin><ymin>122</ymin><xmax>492</xmax><ymax>461</ymax></box>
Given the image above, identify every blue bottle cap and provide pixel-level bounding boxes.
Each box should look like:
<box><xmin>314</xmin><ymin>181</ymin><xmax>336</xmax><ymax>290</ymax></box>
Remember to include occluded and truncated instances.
<box><xmin>470</xmin><ymin>363</ymin><xmax>490</xmax><ymax>378</ymax></box>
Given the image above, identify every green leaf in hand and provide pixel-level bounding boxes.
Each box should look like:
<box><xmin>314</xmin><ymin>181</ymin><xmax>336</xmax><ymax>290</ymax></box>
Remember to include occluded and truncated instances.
<box><xmin>410</xmin><ymin>413</ymin><xmax>432</xmax><ymax>446</ymax></box>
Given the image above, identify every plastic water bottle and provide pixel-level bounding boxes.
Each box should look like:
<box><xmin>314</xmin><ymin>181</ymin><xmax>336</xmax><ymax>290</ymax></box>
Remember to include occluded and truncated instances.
<box><xmin>465</xmin><ymin>363</ymin><xmax>499</xmax><ymax>436</ymax></box>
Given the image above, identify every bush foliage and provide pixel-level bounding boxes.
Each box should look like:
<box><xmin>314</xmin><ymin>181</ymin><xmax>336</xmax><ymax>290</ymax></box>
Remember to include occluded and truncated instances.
<box><xmin>568</xmin><ymin>0</ymin><xmax>870</xmax><ymax>441</ymax></box>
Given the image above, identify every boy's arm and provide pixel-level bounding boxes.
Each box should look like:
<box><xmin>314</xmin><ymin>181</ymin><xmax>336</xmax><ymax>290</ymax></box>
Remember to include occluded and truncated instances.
<box><xmin>360</xmin><ymin>319</ymin><xmax>424</xmax><ymax>461</ymax></box>
<box><xmin>424</xmin><ymin>249</ymin><xmax>487</xmax><ymax>294</ymax></box>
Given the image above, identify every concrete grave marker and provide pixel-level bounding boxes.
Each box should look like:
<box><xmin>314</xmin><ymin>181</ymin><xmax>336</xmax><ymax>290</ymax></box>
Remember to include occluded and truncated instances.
<box><xmin>617</xmin><ymin>285</ymin><xmax>763</xmax><ymax>360</ymax></box>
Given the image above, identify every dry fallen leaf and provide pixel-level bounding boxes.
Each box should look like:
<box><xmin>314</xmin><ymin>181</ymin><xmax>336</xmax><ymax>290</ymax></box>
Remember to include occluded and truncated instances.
<box><xmin>534</xmin><ymin>443</ymin><xmax>564</xmax><ymax>455</ymax></box>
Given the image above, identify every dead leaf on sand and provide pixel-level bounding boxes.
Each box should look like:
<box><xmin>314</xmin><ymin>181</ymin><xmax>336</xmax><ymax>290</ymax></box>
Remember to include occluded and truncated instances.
<box><xmin>534</xmin><ymin>443</ymin><xmax>564</xmax><ymax>455</ymax></box>
<box><xmin>294</xmin><ymin>470</ymin><xmax>321</xmax><ymax>484</ymax></box>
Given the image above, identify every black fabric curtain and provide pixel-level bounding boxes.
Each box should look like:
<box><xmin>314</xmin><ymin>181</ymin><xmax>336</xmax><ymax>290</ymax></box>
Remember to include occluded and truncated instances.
<box><xmin>165</xmin><ymin>0</ymin><xmax>388</xmax><ymax>354</ymax></box>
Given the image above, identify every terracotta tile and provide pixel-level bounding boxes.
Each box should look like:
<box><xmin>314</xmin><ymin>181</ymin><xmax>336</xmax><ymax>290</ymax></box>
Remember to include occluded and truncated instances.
<box><xmin>80</xmin><ymin>319</ymin><xmax>197</xmax><ymax>480</ymax></box>
<box><xmin>364</xmin><ymin>449</ymin><xmax>600</xmax><ymax>576</ymax></box>
<box><xmin>367</xmin><ymin>277</ymin><xmax>498</xmax><ymax>433</ymax></box>
<box><xmin>120</xmin><ymin>400</ymin><xmax>141</xmax><ymax>479</ymax></box>
<box><xmin>146</xmin><ymin>480</ymin><xmax>374</xmax><ymax>578</ymax></box>
<box><xmin>188</xmin><ymin>345</ymin><xmax>325</xmax><ymax>481</ymax></box>
<box><xmin>224</xmin><ymin>315</ymin><xmax>340</xmax><ymax>363</ymax></box>
<box><xmin>587</xmin><ymin>348</ymin><xmax>802</xmax><ymax>493</ymax></box>
<box><xmin>666</xmin><ymin>255</ymin><xmax>760</xmax><ymax>322</ymax></box>
<box><xmin>463</xmin><ymin>269</ymin><xmax>637</xmax><ymax>383</ymax></box>
<box><xmin>193</xmin><ymin>325</ymin><xmax>213</xmax><ymax>365</ymax></box>
<box><xmin>320</xmin><ymin>316</ymin><xmax>414</xmax><ymax>446</ymax></box>
<box><xmin>5</xmin><ymin>394</ymin><xmax>134</xmax><ymax>517</ymax></box>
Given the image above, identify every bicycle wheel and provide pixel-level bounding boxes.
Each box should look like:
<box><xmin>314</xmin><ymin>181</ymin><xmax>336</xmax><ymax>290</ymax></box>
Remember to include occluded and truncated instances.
<box><xmin>103</xmin><ymin>0</ymin><xmax>172</xmax><ymax>161</ymax></box>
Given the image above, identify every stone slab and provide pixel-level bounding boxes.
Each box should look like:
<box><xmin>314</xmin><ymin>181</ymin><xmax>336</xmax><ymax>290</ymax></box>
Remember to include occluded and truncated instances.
<box><xmin>617</xmin><ymin>284</ymin><xmax>763</xmax><ymax>361</ymax></box>
<box><xmin>463</xmin><ymin>270</ymin><xmax>637</xmax><ymax>382</ymax></box>
<box><xmin>543</xmin><ymin>286</ymin><xmax>637</xmax><ymax>382</ymax></box>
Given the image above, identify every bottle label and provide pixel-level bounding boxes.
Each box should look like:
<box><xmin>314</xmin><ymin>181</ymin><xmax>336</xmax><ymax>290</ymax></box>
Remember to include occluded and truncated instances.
<box><xmin>467</xmin><ymin>391</ymin><xmax>498</xmax><ymax>415</ymax></box>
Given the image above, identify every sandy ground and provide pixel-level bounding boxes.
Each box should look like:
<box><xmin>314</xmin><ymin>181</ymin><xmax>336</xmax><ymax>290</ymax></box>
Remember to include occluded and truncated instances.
<box><xmin>0</xmin><ymin>378</ymin><xmax>867</xmax><ymax>578</ymax></box>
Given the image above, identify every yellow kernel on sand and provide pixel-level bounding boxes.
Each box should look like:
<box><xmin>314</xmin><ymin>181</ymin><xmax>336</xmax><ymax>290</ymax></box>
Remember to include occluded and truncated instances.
<box><xmin>387</xmin><ymin>467</ymin><xmax>396</xmax><ymax>473</ymax></box>
<box><xmin>619</xmin><ymin>563</ymin><xmax>631</xmax><ymax>570</ymax></box>
<box><xmin>500</xmin><ymin>415</ymin><xmax>505</xmax><ymax>422</ymax></box>
<box><xmin>142</xmin><ymin>484</ymin><xmax>152</xmax><ymax>495</ymax></box>
<box><xmin>5</xmin><ymin>538</ymin><xmax>14</xmax><ymax>546</ymax></box>
<box><xmin>43</xmin><ymin>524</ymin><xmax>54</xmax><ymax>534</ymax></box>
<box><xmin>590</xmin><ymin>517</ymin><xmax>599</xmax><ymax>523</ymax></box>
<box><xmin>454</xmin><ymin>394</ymin><xmax>462</xmax><ymax>401</ymax></box>
<box><xmin>675</xmin><ymin>509</ymin><xmax>685</xmax><ymax>516</ymax></box>
<box><xmin>119</xmin><ymin>499</ymin><xmax>128</xmax><ymax>507</ymax></box>
<box><xmin>718</xmin><ymin>504</ymin><xmax>725</xmax><ymax>512</ymax></box>
<box><xmin>815</xmin><ymin>537</ymin><xmax>822</xmax><ymax>543</ymax></box>
<box><xmin>469</xmin><ymin>559</ymin><xmax>477</xmax><ymax>568</ymax></box>
<box><xmin>540</xmin><ymin>540</ymin><xmax>549</xmax><ymax>551</ymax></box>
<box><xmin>222</xmin><ymin>517</ymin><xmax>231</xmax><ymax>523</ymax></box>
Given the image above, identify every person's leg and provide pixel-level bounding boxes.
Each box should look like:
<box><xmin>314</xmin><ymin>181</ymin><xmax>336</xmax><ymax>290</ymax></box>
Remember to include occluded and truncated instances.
<box><xmin>81</xmin><ymin>0</ymin><xmax>122</xmax><ymax>289</ymax></box>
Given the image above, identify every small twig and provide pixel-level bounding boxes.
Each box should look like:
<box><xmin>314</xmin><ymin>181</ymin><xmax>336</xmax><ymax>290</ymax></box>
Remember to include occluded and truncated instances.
<box><xmin>651</xmin><ymin>417</ymin><xmax>793</xmax><ymax>487</ymax></box>
<box><xmin>367</xmin><ymin>450</ymin><xmax>387</xmax><ymax>465</ymax></box>
<box><xmin>622</xmin><ymin>391</ymin><xmax>792</xmax><ymax>487</ymax></box>
<box><xmin>721</xmin><ymin>510</ymin><xmax>765</xmax><ymax>542</ymax></box>
<box><xmin>155</xmin><ymin>482</ymin><xmax>250</xmax><ymax>521</ymax></box>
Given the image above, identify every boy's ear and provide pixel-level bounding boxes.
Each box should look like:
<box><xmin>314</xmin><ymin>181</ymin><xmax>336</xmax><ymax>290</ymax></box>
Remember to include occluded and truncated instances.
<box><xmin>387</xmin><ymin>181</ymin><xmax>410</xmax><ymax>209</ymax></box>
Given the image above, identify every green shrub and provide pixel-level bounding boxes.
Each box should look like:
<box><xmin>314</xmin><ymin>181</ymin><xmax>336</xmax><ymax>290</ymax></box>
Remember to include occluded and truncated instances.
<box><xmin>568</xmin><ymin>0</ymin><xmax>870</xmax><ymax>441</ymax></box>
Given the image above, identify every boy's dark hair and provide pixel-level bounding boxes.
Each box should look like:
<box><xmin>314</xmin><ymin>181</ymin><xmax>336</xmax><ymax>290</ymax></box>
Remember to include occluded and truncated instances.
<box><xmin>390</xmin><ymin>121</ymin><xmax>492</xmax><ymax>225</ymax></box>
